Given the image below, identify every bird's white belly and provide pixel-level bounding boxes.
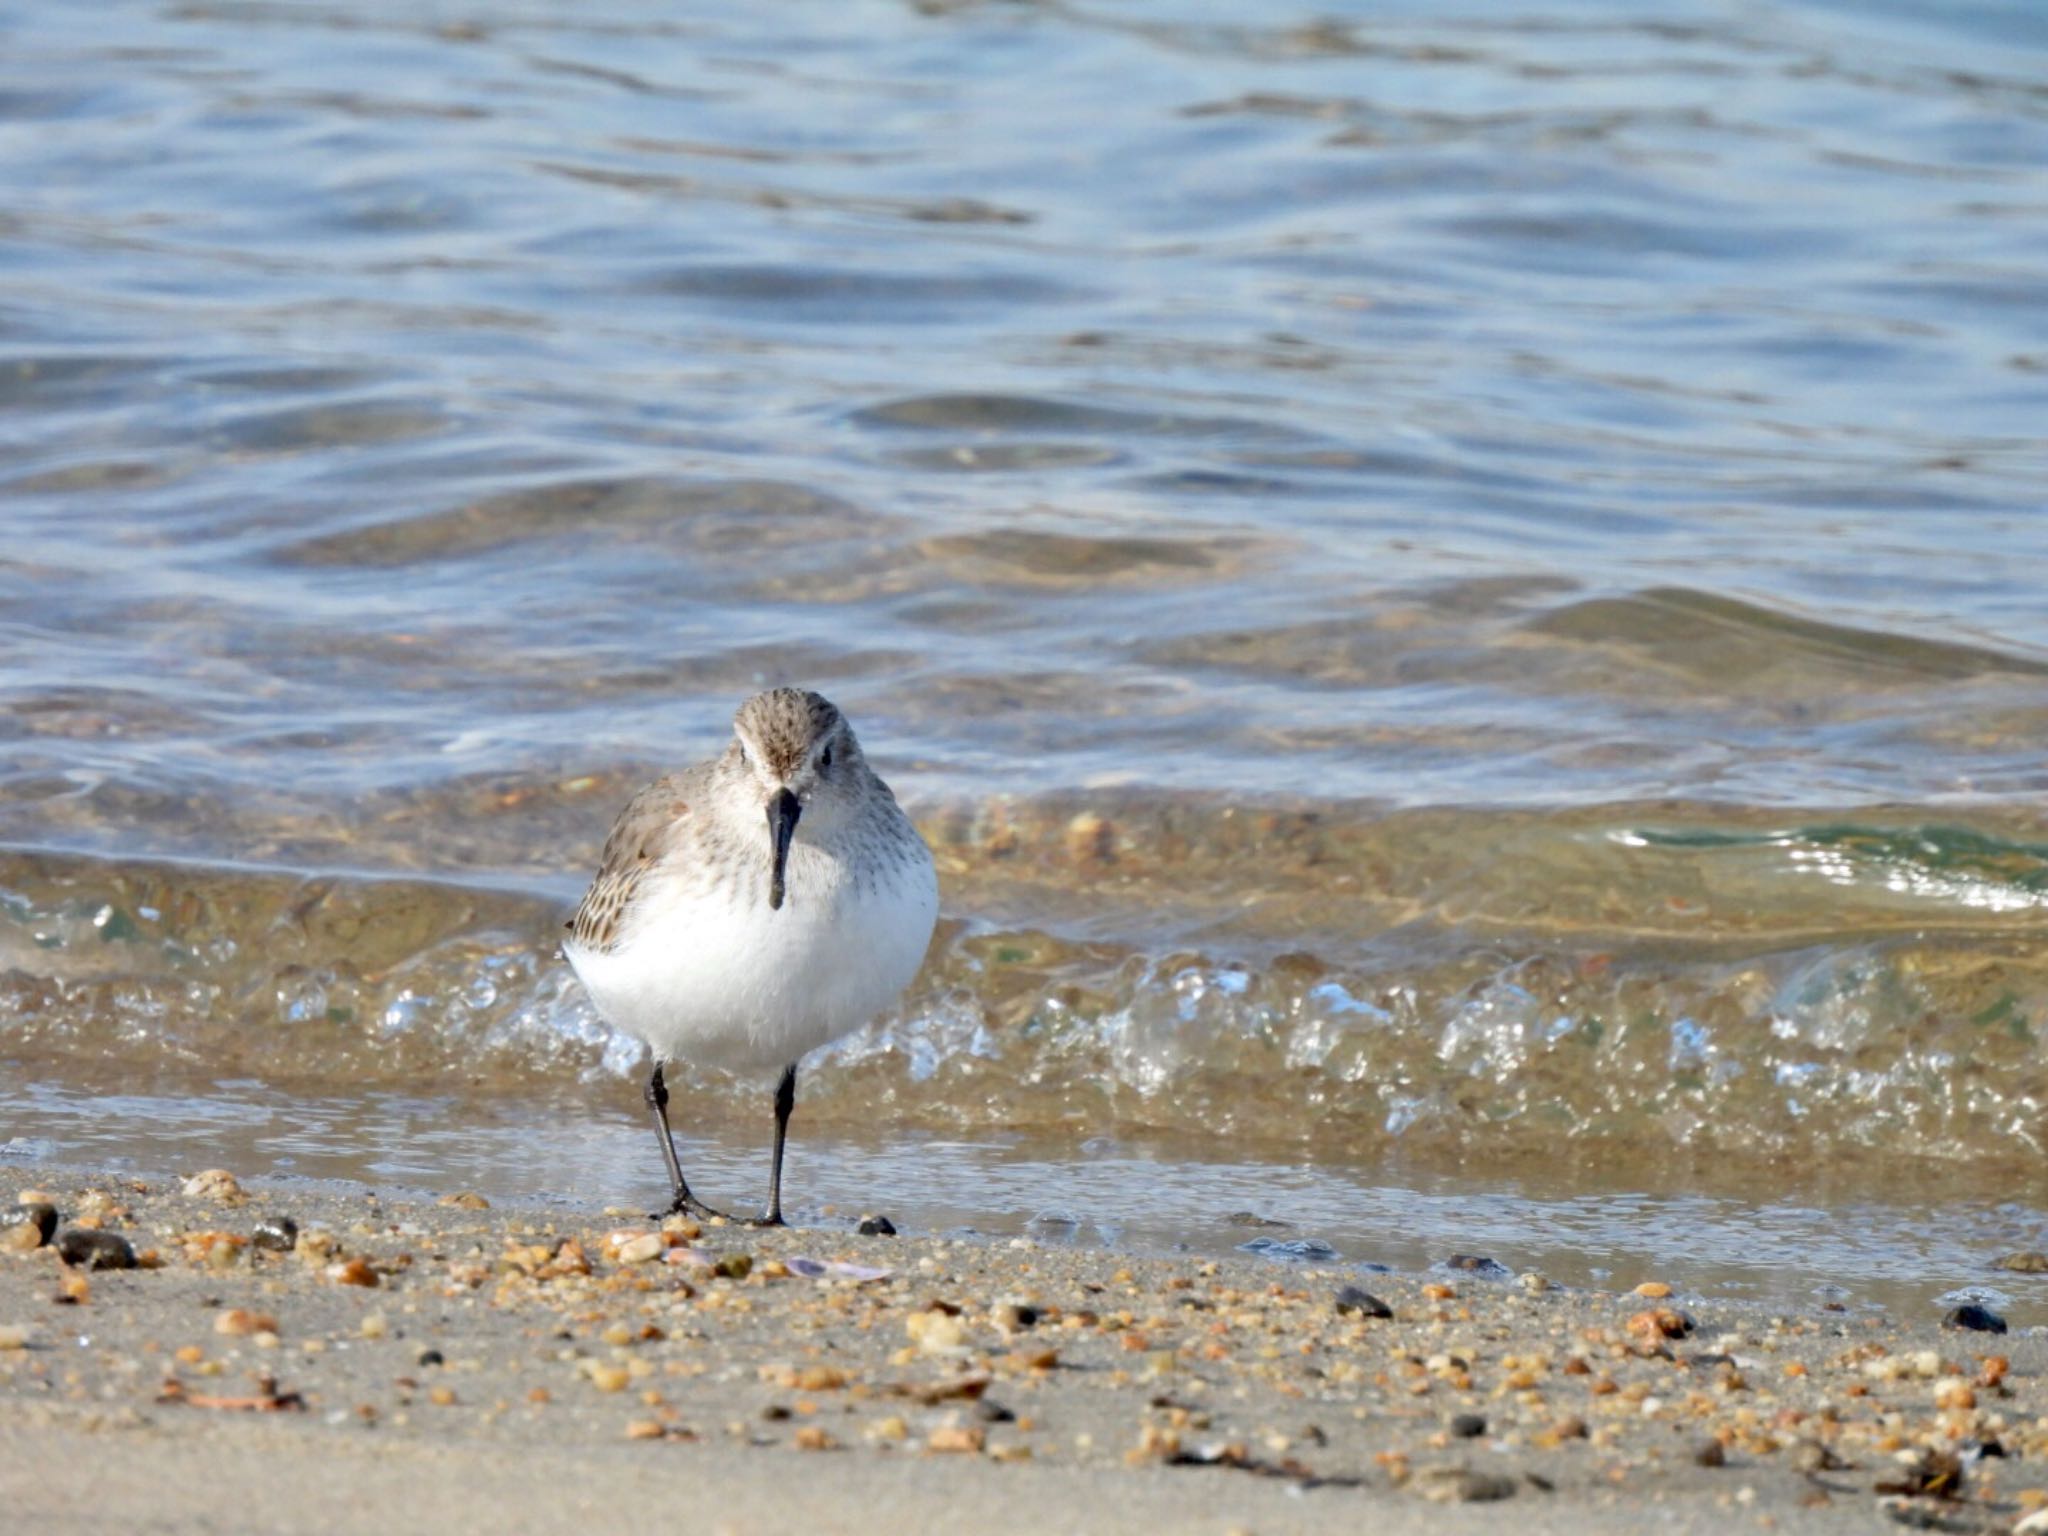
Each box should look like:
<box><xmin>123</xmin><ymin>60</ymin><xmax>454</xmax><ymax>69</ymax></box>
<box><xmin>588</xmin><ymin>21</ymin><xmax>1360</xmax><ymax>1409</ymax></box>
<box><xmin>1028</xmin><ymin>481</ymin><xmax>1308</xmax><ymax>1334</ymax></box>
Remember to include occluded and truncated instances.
<box><xmin>565</xmin><ymin>850</ymin><xmax>936</xmax><ymax>1075</ymax></box>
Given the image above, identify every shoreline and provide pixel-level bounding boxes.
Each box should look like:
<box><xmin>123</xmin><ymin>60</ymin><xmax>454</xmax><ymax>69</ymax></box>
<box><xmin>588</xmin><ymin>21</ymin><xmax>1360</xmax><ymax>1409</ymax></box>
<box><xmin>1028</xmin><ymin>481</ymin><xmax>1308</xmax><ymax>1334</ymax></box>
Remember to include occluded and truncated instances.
<box><xmin>4</xmin><ymin>1131</ymin><xmax>2040</xmax><ymax>1323</ymax></box>
<box><xmin>4</xmin><ymin>1167</ymin><xmax>2045</xmax><ymax>1533</ymax></box>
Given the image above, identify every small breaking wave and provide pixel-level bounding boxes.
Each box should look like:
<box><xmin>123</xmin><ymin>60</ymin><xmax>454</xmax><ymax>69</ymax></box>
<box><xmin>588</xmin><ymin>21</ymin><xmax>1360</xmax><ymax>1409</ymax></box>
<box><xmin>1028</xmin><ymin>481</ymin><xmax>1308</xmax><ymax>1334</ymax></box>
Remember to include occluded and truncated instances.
<box><xmin>4</xmin><ymin>806</ymin><xmax>2046</xmax><ymax>1176</ymax></box>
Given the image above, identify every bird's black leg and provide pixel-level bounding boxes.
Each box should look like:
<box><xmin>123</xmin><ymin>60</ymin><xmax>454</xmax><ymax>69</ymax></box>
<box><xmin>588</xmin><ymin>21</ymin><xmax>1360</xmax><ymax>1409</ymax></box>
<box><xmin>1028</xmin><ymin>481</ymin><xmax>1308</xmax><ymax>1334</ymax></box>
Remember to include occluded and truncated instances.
<box><xmin>644</xmin><ymin>1062</ymin><xmax>725</xmax><ymax>1221</ymax></box>
<box><xmin>753</xmin><ymin>1062</ymin><xmax>797</xmax><ymax>1228</ymax></box>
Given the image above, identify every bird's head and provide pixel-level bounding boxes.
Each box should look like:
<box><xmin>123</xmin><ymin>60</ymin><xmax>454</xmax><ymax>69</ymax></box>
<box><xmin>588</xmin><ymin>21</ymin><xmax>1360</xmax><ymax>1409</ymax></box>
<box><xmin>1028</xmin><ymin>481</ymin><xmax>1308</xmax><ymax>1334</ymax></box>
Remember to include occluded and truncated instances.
<box><xmin>729</xmin><ymin>687</ymin><xmax>860</xmax><ymax>910</ymax></box>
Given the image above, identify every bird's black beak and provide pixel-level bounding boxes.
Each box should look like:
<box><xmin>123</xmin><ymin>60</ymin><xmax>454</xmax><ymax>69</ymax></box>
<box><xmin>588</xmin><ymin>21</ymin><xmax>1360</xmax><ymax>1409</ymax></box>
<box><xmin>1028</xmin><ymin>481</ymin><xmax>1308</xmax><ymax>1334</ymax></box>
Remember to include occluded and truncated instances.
<box><xmin>766</xmin><ymin>788</ymin><xmax>801</xmax><ymax>910</ymax></box>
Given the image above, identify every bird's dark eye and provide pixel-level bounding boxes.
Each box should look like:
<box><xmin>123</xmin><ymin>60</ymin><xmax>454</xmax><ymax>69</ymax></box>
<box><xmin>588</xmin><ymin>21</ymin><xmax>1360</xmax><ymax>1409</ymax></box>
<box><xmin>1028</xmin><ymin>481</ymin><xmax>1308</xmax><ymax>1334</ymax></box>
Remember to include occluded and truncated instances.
<box><xmin>819</xmin><ymin>745</ymin><xmax>834</xmax><ymax>772</ymax></box>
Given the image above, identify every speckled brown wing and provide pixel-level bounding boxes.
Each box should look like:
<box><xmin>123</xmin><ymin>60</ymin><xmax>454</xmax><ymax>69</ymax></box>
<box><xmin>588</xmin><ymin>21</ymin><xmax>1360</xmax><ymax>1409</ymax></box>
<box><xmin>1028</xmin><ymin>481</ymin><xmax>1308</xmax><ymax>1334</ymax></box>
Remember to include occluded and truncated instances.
<box><xmin>566</xmin><ymin>772</ymin><xmax>698</xmax><ymax>954</ymax></box>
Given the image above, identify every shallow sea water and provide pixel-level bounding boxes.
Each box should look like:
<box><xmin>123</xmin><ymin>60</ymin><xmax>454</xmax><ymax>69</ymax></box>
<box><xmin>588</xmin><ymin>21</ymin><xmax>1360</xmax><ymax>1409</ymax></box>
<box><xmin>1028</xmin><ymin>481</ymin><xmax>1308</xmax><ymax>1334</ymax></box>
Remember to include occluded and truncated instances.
<box><xmin>3</xmin><ymin>0</ymin><xmax>2047</xmax><ymax>1316</ymax></box>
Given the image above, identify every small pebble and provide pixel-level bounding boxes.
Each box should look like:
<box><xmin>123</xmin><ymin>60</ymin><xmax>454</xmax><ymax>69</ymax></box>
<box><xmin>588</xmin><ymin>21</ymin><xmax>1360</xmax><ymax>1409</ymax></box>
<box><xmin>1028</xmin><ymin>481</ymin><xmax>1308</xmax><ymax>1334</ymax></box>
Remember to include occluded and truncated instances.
<box><xmin>3</xmin><ymin>1202</ymin><xmax>59</xmax><ymax>1248</ymax></box>
<box><xmin>1789</xmin><ymin>1440</ymin><xmax>1846</xmax><ymax>1474</ymax></box>
<box><xmin>1693</xmin><ymin>1439</ymin><xmax>1726</xmax><ymax>1468</ymax></box>
<box><xmin>1942</xmin><ymin>1304</ymin><xmax>2007</xmax><ymax>1334</ymax></box>
<box><xmin>1992</xmin><ymin>1250</ymin><xmax>2048</xmax><ymax>1273</ymax></box>
<box><xmin>182</xmin><ymin>1169</ymin><xmax>245</xmax><ymax>1203</ymax></box>
<box><xmin>1933</xmin><ymin>1379</ymin><xmax>1974</xmax><ymax>1411</ymax></box>
<box><xmin>1626</xmin><ymin>1307</ymin><xmax>1692</xmax><ymax>1341</ymax></box>
<box><xmin>615</xmin><ymin>1233</ymin><xmax>664</xmax><ymax>1265</ymax></box>
<box><xmin>438</xmin><ymin>1192</ymin><xmax>490</xmax><ymax>1210</ymax></box>
<box><xmin>1414</xmin><ymin>1467</ymin><xmax>1517</xmax><ymax>1503</ymax></box>
<box><xmin>0</xmin><ymin>1325</ymin><xmax>29</xmax><ymax>1350</ymax></box>
<box><xmin>214</xmin><ymin>1309</ymin><xmax>278</xmax><ymax>1337</ymax></box>
<box><xmin>328</xmin><ymin>1258</ymin><xmax>379</xmax><ymax>1288</ymax></box>
<box><xmin>1334</xmin><ymin>1286</ymin><xmax>1392</xmax><ymax>1319</ymax></box>
<box><xmin>1449</xmin><ymin>1413</ymin><xmax>1487</xmax><ymax>1439</ymax></box>
<box><xmin>858</xmin><ymin>1215</ymin><xmax>897</xmax><ymax>1237</ymax></box>
<box><xmin>251</xmin><ymin>1216</ymin><xmax>299</xmax><ymax>1253</ymax></box>
<box><xmin>55</xmin><ymin>1228</ymin><xmax>136</xmax><ymax>1271</ymax></box>
<box><xmin>907</xmin><ymin>1309</ymin><xmax>968</xmax><ymax>1355</ymax></box>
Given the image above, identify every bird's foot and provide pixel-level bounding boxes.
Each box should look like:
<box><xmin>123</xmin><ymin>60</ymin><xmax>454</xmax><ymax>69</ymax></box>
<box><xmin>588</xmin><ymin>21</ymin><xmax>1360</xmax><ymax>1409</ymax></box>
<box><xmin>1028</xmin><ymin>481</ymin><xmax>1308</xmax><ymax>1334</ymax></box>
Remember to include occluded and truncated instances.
<box><xmin>744</xmin><ymin>1211</ymin><xmax>786</xmax><ymax>1230</ymax></box>
<box><xmin>652</xmin><ymin>1192</ymin><xmax>730</xmax><ymax>1224</ymax></box>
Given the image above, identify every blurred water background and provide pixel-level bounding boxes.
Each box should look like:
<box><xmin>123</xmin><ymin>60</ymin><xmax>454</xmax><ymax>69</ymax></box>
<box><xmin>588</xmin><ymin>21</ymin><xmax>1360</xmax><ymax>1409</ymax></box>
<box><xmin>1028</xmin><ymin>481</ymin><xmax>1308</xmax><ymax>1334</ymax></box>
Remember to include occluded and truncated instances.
<box><xmin>3</xmin><ymin>0</ymin><xmax>2047</xmax><ymax>1313</ymax></box>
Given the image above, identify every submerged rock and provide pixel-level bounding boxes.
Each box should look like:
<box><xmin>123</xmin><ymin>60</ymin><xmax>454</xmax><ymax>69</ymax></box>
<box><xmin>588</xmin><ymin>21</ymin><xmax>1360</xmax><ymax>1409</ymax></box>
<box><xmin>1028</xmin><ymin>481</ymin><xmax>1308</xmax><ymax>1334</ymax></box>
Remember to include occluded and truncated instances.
<box><xmin>1238</xmin><ymin>1236</ymin><xmax>1338</xmax><ymax>1262</ymax></box>
<box><xmin>1992</xmin><ymin>1251</ymin><xmax>2048</xmax><ymax>1274</ymax></box>
<box><xmin>1442</xmin><ymin>1254</ymin><xmax>1514</xmax><ymax>1280</ymax></box>
<box><xmin>1942</xmin><ymin>1303</ymin><xmax>2007</xmax><ymax>1334</ymax></box>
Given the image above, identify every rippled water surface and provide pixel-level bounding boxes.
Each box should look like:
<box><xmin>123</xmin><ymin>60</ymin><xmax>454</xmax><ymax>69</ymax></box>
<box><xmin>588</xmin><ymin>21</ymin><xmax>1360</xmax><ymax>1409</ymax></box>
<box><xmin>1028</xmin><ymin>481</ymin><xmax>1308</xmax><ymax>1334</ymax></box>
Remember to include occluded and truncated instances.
<box><xmin>3</xmin><ymin>0</ymin><xmax>2047</xmax><ymax>1315</ymax></box>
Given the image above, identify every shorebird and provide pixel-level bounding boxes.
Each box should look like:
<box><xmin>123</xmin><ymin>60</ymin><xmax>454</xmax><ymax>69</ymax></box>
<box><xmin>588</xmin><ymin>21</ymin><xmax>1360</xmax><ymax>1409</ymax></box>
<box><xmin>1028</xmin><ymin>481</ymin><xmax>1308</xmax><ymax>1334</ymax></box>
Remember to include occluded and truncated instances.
<box><xmin>563</xmin><ymin>688</ymin><xmax>938</xmax><ymax>1225</ymax></box>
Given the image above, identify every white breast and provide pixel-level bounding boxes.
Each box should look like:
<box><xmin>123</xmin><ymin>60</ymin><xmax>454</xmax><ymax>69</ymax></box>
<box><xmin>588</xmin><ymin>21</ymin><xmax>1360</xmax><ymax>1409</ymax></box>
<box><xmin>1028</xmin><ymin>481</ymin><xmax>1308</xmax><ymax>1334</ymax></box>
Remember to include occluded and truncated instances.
<box><xmin>565</xmin><ymin>837</ymin><xmax>938</xmax><ymax>1075</ymax></box>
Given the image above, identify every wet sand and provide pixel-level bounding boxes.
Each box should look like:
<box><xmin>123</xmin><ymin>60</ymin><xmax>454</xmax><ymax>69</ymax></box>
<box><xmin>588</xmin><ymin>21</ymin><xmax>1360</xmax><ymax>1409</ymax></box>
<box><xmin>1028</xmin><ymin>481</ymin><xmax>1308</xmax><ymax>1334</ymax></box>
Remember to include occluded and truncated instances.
<box><xmin>3</xmin><ymin>1169</ymin><xmax>2044</xmax><ymax>1535</ymax></box>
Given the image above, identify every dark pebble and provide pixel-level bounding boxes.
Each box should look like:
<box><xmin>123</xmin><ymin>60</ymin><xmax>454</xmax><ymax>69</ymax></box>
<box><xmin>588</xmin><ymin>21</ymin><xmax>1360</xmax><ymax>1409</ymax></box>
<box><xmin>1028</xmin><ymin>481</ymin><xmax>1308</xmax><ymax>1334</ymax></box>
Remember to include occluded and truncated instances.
<box><xmin>1449</xmin><ymin>1413</ymin><xmax>1487</xmax><ymax>1439</ymax></box>
<box><xmin>1334</xmin><ymin>1285</ymin><xmax>1392</xmax><ymax>1319</ymax></box>
<box><xmin>1942</xmin><ymin>1304</ymin><xmax>2007</xmax><ymax>1334</ymax></box>
<box><xmin>974</xmin><ymin>1399</ymin><xmax>1016</xmax><ymax>1423</ymax></box>
<box><xmin>251</xmin><ymin>1215</ymin><xmax>299</xmax><ymax>1253</ymax></box>
<box><xmin>1694</xmin><ymin>1439</ymin><xmax>1727</xmax><ymax>1468</ymax></box>
<box><xmin>761</xmin><ymin>1404</ymin><xmax>792</xmax><ymax>1421</ymax></box>
<box><xmin>857</xmin><ymin>1215</ymin><xmax>896</xmax><ymax>1237</ymax></box>
<box><xmin>6</xmin><ymin>1202</ymin><xmax>59</xmax><ymax>1245</ymax></box>
<box><xmin>417</xmin><ymin>1348</ymin><xmax>445</xmax><ymax>1367</ymax></box>
<box><xmin>55</xmin><ymin>1228</ymin><xmax>136</xmax><ymax>1270</ymax></box>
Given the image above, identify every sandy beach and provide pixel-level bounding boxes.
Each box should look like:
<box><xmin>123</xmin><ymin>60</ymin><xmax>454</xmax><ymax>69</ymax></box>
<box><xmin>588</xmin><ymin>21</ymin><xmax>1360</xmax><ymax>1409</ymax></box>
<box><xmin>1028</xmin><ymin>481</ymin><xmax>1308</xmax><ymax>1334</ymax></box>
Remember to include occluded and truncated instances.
<box><xmin>3</xmin><ymin>1168</ymin><xmax>2042</xmax><ymax>1535</ymax></box>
